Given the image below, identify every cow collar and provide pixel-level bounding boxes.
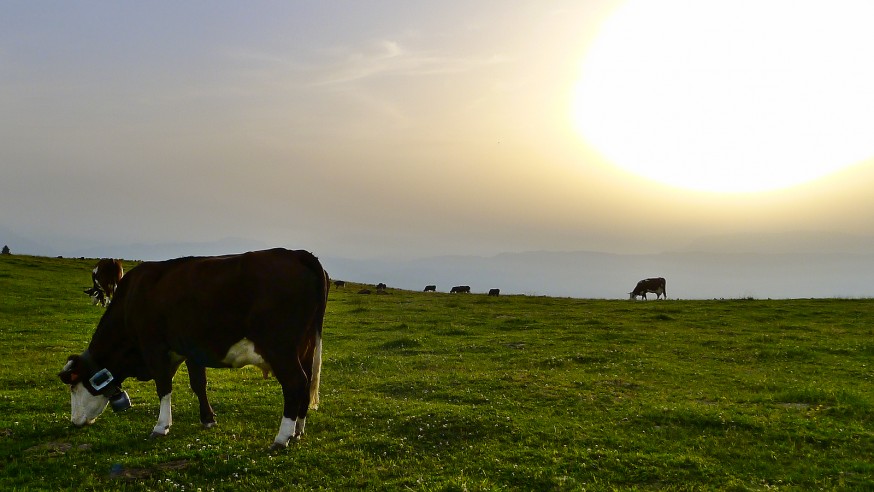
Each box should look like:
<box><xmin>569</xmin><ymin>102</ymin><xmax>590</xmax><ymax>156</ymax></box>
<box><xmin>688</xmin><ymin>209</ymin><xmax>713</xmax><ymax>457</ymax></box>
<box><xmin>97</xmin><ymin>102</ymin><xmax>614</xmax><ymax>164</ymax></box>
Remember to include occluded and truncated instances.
<box><xmin>77</xmin><ymin>349</ymin><xmax>132</xmax><ymax>412</ymax></box>
<box><xmin>78</xmin><ymin>349</ymin><xmax>122</xmax><ymax>397</ymax></box>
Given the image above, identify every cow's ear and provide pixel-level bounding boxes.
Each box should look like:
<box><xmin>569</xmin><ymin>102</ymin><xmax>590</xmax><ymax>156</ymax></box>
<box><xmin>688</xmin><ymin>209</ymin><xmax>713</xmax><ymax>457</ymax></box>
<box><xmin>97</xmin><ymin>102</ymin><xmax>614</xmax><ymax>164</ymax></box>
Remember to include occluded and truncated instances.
<box><xmin>59</xmin><ymin>355</ymin><xmax>82</xmax><ymax>385</ymax></box>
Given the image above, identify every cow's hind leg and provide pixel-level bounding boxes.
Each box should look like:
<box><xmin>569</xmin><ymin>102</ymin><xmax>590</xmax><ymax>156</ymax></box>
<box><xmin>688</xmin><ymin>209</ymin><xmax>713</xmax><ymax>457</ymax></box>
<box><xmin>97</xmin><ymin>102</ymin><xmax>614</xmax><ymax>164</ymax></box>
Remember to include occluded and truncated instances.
<box><xmin>185</xmin><ymin>361</ymin><xmax>216</xmax><ymax>428</ymax></box>
<box><xmin>268</xmin><ymin>357</ymin><xmax>310</xmax><ymax>450</ymax></box>
<box><xmin>290</xmin><ymin>343</ymin><xmax>318</xmax><ymax>439</ymax></box>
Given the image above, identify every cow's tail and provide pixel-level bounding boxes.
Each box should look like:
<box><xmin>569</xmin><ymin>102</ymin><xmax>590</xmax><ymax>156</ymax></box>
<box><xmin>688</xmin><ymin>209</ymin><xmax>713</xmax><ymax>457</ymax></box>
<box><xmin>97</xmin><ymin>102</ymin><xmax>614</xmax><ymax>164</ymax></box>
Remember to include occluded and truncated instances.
<box><xmin>308</xmin><ymin>267</ymin><xmax>329</xmax><ymax>410</ymax></box>
<box><xmin>309</xmin><ymin>331</ymin><xmax>322</xmax><ymax>410</ymax></box>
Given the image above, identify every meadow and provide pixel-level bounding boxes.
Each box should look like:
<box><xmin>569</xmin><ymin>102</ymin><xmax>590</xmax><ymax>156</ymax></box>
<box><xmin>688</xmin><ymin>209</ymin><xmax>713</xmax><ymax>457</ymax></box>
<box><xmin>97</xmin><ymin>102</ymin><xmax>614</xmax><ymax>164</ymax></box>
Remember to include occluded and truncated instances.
<box><xmin>0</xmin><ymin>254</ymin><xmax>872</xmax><ymax>490</ymax></box>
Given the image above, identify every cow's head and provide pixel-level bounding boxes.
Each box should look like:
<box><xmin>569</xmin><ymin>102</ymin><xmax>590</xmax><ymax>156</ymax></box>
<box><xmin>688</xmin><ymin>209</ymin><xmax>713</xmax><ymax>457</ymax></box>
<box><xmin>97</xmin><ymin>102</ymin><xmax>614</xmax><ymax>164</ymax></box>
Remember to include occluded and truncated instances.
<box><xmin>59</xmin><ymin>353</ymin><xmax>130</xmax><ymax>426</ymax></box>
<box><xmin>83</xmin><ymin>286</ymin><xmax>106</xmax><ymax>306</ymax></box>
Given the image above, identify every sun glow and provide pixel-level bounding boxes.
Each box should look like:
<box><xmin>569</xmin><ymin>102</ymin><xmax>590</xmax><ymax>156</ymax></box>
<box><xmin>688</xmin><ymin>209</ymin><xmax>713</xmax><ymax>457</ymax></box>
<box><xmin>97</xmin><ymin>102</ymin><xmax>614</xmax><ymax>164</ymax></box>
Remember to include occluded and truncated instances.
<box><xmin>572</xmin><ymin>1</ymin><xmax>874</xmax><ymax>193</ymax></box>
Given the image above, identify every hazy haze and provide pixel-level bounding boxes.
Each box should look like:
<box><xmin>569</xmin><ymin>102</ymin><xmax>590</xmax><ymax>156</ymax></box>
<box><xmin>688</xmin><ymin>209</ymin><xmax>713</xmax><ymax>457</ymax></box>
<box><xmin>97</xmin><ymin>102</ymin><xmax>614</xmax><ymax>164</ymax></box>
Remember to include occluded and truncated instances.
<box><xmin>4</xmin><ymin>2</ymin><xmax>874</xmax><ymax>297</ymax></box>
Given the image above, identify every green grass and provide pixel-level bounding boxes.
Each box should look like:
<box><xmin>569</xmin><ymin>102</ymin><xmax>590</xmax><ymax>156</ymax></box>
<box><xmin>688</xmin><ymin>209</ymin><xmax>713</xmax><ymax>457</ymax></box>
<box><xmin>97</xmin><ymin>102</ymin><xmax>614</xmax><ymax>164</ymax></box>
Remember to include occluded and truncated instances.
<box><xmin>1</xmin><ymin>254</ymin><xmax>872</xmax><ymax>490</ymax></box>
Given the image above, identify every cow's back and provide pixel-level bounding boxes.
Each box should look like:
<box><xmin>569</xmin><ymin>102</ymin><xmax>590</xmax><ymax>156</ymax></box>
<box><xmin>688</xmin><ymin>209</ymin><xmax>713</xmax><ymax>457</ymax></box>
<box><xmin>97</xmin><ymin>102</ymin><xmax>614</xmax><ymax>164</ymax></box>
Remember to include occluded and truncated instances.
<box><xmin>109</xmin><ymin>249</ymin><xmax>327</xmax><ymax>367</ymax></box>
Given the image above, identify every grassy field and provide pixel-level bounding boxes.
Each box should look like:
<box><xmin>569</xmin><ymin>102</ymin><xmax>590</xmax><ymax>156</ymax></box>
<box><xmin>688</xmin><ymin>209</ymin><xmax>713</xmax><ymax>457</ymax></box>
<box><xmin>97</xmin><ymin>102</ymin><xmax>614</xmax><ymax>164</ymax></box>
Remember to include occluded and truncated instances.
<box><xmin>1</xmin><ymin>254</ymin><xmax>872</xmax><ymax>490</ymax></box>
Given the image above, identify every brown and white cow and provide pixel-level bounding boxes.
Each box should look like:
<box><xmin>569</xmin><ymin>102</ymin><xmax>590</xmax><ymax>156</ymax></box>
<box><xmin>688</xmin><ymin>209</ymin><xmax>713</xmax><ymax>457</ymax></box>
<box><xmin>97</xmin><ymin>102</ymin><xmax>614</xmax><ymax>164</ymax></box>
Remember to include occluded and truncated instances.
<box><xmin>629</xmin><ymin>277</ymin><xmax>667</xmax><ymax>300</ymax></box>
<box><xmin>84</xmin><ymin>258</ymin><xmax>124</xmax><ymax>306</ymax></box>
<box><xmin>59</xmin><ymin>248</ymin><xmax>329</xmax><ymax>449</ymax></box>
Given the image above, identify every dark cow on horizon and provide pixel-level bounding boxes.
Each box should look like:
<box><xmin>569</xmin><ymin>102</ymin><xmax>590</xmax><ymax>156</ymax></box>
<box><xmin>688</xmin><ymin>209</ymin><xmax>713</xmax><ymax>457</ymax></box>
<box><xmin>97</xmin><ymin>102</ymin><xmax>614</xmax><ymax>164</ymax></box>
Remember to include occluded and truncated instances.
<box><xmin>84</xmin><ymin>259</ymin><xmax>124</xmax><ymax>307</ymax></box>
<box><xmin>488</xmin><ymin>288</ymin><xmax>500</xmax><ymax>296</ymax></box>
<box><xmin>629</xmin><ymin>277</ymin><xmax>667</xmax><ymax>300</ymax></box>
<box><xmin>450</xmin><ymin>285</ymin><xmax>471</xmax><ymax>293</ymax></box>
<box><xmin>423</xmin><ymin>285</ymin><xmax>436</xmax><ymax>292</ymax></box>
<box><xmin>59</xmin><ymin>248</ymin><xmax>329</xmax><ymax>449</ymax></box>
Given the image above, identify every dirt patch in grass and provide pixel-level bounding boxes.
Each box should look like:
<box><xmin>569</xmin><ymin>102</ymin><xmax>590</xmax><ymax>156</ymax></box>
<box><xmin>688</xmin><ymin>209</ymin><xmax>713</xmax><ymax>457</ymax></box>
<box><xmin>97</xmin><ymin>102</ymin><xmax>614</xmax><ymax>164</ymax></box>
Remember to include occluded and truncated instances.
<box><xmin>109</xmin><ymin>459</ymin><xmax>191</xmax><ymax>480</ymax></box>
<box><xmin>25</xmin><ymin>441</ymin><xmax>91</xmax><ymax>456</ymax></box>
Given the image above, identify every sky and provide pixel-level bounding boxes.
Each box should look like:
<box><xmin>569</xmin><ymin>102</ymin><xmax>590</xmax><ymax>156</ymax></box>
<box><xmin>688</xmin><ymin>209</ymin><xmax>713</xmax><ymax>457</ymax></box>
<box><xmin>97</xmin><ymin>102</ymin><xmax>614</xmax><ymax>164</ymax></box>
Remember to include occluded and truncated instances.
<box><xmin>4</xmin><ymin>1</ymin><xmax>874</xmax><ymax>262</ymax></box>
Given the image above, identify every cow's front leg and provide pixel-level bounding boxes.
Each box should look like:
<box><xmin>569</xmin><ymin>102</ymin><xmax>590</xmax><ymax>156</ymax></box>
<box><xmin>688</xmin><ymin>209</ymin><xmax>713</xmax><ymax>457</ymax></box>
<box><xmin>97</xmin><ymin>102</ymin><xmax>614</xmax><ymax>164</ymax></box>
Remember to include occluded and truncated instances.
<box><xmin>150</xmin><ymin>392</ymin><xmax>173</xmax><ymax>438</ymax></box>
<box><xmin>185</xmin><ymin>361</ymin><xmax>216</xmax><ymax>428</ymax></box>
<box><xmin>148</xmin><ymin>360</ymin><xmax>180</xmax><ymax>439</ymax></box>
<box><xmin>142</xmin><ymin>347</ymin><xmax>184</xmax><ymax>439</ymax></box>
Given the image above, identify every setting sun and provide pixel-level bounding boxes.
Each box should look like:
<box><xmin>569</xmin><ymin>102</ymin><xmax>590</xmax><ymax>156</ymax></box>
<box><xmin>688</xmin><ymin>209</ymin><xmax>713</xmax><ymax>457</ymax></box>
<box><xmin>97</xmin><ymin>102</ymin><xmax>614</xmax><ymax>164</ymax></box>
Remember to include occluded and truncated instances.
<box><xmin>572</xmin><ymin>1</ymin><xmax>874</xmax><ymax>193</ymax></box>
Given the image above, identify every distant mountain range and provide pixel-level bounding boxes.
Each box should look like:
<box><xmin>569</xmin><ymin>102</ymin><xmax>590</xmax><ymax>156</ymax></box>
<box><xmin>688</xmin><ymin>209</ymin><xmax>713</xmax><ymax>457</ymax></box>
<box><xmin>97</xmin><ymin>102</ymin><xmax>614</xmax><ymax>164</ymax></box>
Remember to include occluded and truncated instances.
<box><xmin>0</xmin><ymin>227</ymin><xmax>269</xmax><ymax>261</ymax></box>
<box><xmin>67</xmin><ymin>237</ymin><xmax>271</xmax><ymax>262</ymax></box>
<box><xmin>3</xmin><ymin>227</ymin><xmax>874</xmax><ymax>299</ymax></box>
<box><xmin>322</xmin><ymin>249</ymin><xmax>874</xmax><ymax>300</ymax></box>
<box><xmin>679</xmin><ymin>231</ymin><xmax>874</xmax><ymax>255</ymax></box>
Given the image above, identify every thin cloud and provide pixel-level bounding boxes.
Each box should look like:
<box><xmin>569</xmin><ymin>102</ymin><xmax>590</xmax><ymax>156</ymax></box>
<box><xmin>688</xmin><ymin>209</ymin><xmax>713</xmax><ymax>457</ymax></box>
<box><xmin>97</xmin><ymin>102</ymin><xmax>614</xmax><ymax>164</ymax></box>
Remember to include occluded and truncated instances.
<box><xmin>221</xmin><ymin>39</ymin><xmax>513</xmax><ymax>92</ymax></box>
<box><xmin>311</xmin><ymin>40</ymin><xmax>513</xmax><ymax>86</ymax></box>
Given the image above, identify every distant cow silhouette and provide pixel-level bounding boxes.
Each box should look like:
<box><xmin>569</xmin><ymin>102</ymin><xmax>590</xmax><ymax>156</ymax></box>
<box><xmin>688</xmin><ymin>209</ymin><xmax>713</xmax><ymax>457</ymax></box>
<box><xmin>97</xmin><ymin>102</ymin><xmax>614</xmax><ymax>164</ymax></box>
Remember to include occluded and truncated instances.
<box><xmin>376</xmin><ymin>283</ymin><xmax>387</xmax><ymax>292</ymax></box>
<box><xmin>423</xmin><ymin>285</ymin><xmax>437</xmax><ymax>292</ymax></box>
<box><xmin>629</xmin><ymin>277</ymin><xmax>667</xmax><ymax>300</ymax></box>
<box><xmin>450</xmin><ymin>285</ymin><xmax>471</xmax><ymax>294</ymax></box>
<box><xmin>83</xmin><ymin>258</ymin><xmax>124</xmax><ymax>306</ymax></box>
<box><xmin>333</xmin><ymin>280</ymin><xmax>346</xmax><ymax>289</ymax></box>
<box><xmin>488</xmin><ymin>288</ymin><xmax>500</xmax><ymax>296</ymax></box>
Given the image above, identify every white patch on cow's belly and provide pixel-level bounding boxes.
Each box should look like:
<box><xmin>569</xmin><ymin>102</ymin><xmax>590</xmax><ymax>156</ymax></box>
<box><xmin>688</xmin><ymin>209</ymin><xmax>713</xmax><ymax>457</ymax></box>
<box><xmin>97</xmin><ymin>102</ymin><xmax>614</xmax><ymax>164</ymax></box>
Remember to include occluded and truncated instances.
<box><xmin>222</xmin><ymin>338</ymin><xmax>272</xmax><ymax>375</ymax></box>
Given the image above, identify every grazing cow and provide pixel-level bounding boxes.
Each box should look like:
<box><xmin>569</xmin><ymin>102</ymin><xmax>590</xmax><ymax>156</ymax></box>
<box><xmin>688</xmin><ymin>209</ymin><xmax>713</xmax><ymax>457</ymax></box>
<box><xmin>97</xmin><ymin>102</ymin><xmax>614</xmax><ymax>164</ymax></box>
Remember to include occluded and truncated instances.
<box><xmin>423</xmin><ymin>285</ymin><xmax>436</xmax><ymax>292</ymax></box>
<box><xmin>450</xmin><ymin>285</ymin><xmax>471</xmax><ymax>294</ymax></box>
<box><xmin>376</xmin><ymin>283</ymin><xmax>387</xmax><ymax>292</ymax></box>
<box><xmin>83</xmin><ymin>259</ymin><xmax>124</xmax><ymax>307</ymax></box>
<box><xmin>59</xmin><ymin>248</ymin><xmax>329</xmax><ymax>450</ymax></box>
<box><xmin>629</xmin><ymin>277</ymin><xmax>667</xmax><ymax>300</ymax></box>
<box><xmin>488</xmin><ymin>288</ymin><xmax>500</xmax><ymax>296</ymax></box>
<box><xmin>333</xmin><ymin>280</ymin><xmax>346</xmax><ymax>289</ymax></box>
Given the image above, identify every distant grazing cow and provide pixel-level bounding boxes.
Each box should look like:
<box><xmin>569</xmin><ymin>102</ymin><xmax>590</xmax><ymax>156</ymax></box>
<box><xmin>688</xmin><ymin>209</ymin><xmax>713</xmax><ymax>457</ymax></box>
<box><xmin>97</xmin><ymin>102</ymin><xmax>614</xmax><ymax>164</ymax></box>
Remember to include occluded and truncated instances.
<box><xmin>423</xmin><ymin>285</ymin><xmax>436</xmax><ymax>292</ymax></box>
<box><xmin>488</xmin><ymin>288</ymin><xmax>500</xmax><ymax>296</ymax></box>
<box><xmin>333</xmin><ymin>280</ymin><xmax>346</xmax><ymax>289</ymax></box>
<box><xmin>450</xmin><ymin>285</ymin><xmax>471</xmax><ymax>294</ymax></box>
<box><xmin>59</xmin><ymin>248</ymin><xmax>328</xmax><ymax>449</ymax></box>
<box><xmin>83</xmin><ymin>259</ymin><xmax>124</xmax><ymax>307</ymax></box>
<box><xmin>376</xmin><ymin>282</ymin><xmax>387</xmax><ymax>292</ymax></box>
<box><xmin>629</xmin><ymin>277</ymin><xmax>667</xmax><ymax>300</ymax></box>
